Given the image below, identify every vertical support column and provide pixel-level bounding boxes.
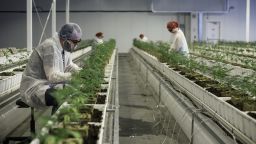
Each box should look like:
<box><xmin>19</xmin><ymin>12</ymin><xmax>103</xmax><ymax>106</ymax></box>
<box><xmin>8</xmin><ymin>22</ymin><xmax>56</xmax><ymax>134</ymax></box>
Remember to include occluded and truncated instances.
<box><xmin>52</xmin><ymin>0</ymin><xmax>56</xmax><ymax>36</ymax></box>
<box><xmin>27</xmin><ymin>0</ymin><xmax>32</xmax><ymax>53</ymax></box>
<box><xmin>66</xmin><ymin>0</ymin><xmax>70</xmax><ymax>24</ymax></box>
<box><xmin>198</xmin><ymin>13</ymin><xmax>203</xmax><ymax>42</ymax></box>
<box><xmin>246</xmin><ymin>0</ymin><xmax>250</xmax><ymax>42</ymax></box>
<box><xmin>190</xmin><ymin>13</ymin><xmax>198</xmax><ymax>42</ymax></box>
<box><xmin>184</xmin><ymin>14</ymin><xmax>191</xmax><ymax>43</ymax></box>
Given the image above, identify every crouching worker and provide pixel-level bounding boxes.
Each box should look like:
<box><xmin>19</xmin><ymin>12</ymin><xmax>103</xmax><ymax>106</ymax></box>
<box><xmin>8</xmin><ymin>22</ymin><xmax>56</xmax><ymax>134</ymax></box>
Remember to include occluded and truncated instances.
<box><xmin>20</xmin><ymin>23</ymin><xmax>82</xmax><ymax>114</ymax></box>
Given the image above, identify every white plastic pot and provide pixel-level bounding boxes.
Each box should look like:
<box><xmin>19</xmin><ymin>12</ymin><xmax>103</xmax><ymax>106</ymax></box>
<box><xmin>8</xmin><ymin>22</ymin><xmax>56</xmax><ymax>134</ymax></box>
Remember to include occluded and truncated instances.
<box><xmin>0</xmin><ymin>74</ymin><xmax>22</xmax><ymax>96</ymax></box>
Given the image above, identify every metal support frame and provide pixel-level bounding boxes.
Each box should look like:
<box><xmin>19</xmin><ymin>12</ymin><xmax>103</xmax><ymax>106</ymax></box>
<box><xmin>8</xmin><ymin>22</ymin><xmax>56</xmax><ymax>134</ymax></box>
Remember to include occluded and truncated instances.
<box><xmin>158</xmin><ymin>82</ymin><xmax>162</xmax><ymax>104</ymax></box>
<box><xmin>198</xmin><ymin>13</ymin><xmax>203</xmax><ymax>42</ymax></box>
<box><xmin>113</xmin><ymin>50</ymin><xmax>119</xmax><ymax>144</ymax></box>
<box><xmin>3</xmin><ymin>99</ymin><xmax>35</xmax><ymax>144</ymax></box>
<box><xmin>66</xmin><ymin>0</ymin><xmax>70</xmax><ymax>23</ymax></box>
<box><xmin>190</xmin><ymin>109</ymin><xmax>202</xmax><ymax>144</ymax></box>
<box><xmin>52</xmin><ymin>0</ymin><xmax>56</xmax><ymax>36</ymax></box>
<box><xmin>132</xmin><ymin>47</ymin><xmax>256</xmax><ymax>144</ymax></box>
<box><xmin>246</xmin><ymin>0</ymin><xmax>250</xmax><ymax>42</ymax></box>
<box><xmin>27</xmin><ymin>0</ymin><xmax>32</xmax><ymax>53</ymax></box>
<box><xmin>131</xmin><ymin>48</ymin><xmax>235</xmax><ymax>144</ymax></box>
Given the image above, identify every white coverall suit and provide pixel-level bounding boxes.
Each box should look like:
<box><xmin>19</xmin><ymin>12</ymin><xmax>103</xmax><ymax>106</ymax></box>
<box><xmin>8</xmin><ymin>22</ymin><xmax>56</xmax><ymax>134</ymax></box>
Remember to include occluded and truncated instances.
<box><xmin>20</xmin><ymin>34</ymin><xmax>80</xmax><ymax>108</ymax></box>
<box><xmin>140</xmin><ymin>36</ymin><xmax>148</xmax><ymax>42</ymax></box>
<box><xmin>170</xmin><ymin>28</ymin><xmax>189</xmax><ymax>57</ymax></box>
<box><xmin>95</xmin><ymin>37</ymin><xmax>104</xmax><ymax>44</ymax></box>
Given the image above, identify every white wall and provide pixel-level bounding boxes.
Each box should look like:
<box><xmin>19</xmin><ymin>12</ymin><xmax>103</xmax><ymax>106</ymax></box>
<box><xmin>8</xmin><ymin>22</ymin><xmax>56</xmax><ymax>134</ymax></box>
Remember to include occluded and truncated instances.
<box><xmin>0</xmin><ymin>0</ymin><xmax>177</xmax><ymax>53</ymax></box>
<box><xmin>0</xmin><ymin>0</ymin><xmax>255</xmax><ymax>53</ymax></box>
<box><xmin>0</xmin><ymin>13</ymin><xmax>52</xmax><ymax>49</ymax></box>
<box><xmin>203</xmin><ymin>0</ymin><xmax>256</xmax><ymax>41</ymax></box>
<box><xmin>72</xmin><ymin>12</ymin><xmax>176</xmax><ymax>52</ymax></box>
<box><xmin>0</xmin><ymin>12</ymin><xmax>176</xmax><ymax>53</ymax></box>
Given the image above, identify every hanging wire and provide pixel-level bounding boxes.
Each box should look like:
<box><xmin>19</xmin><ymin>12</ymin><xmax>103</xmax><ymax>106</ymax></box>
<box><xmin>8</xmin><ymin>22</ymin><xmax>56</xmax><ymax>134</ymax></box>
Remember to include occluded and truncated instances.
<box><xmin>32</xmin><ymin>0</ymin><xmax>47</xmax><ymax>41</ymax></box>
<box><xmin>38</xmin><ymin>0</ymin><xmax>55</xmax><ymax>47</ymax></box>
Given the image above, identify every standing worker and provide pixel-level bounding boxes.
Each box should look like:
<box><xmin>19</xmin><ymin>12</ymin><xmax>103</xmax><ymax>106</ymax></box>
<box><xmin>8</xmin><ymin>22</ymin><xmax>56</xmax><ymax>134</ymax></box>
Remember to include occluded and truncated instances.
<box><xmin>20</xmin><ymin>23</ymin><xmax>82</xmax><ymax>112</ymax></box>
<box><xmin>139</xmin><ymin>34</ymin><xmax>149</xmax><ymax>42</ymax></box>
<box><xmin>95</xmin><ymin>32</ymin><xmax>104</xmax><ymax>44</ymax></box>
<box><xmin>167</xmin><ymin>21</ymin><xmax>189</xmax><ymax>57</ymax></box>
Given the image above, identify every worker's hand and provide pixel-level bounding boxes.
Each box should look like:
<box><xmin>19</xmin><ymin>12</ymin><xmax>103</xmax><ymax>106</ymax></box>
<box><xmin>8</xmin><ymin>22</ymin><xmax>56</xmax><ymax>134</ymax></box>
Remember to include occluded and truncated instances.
<box><xmin>65</xmin><ymin>64</ymin><xmax>82</xmax><ymax>73</ymax></box>
<box><xmin>48</xmin><ymin>71</ymin><xmax>72</xmax><ymax>83</ymax></box>
<box><xmin>63</xmin><ymin>72</ymin><xmax>72</xmax><ymax>81</ymax></box>
<box><xmin>77</xmin><ymin>67</ymin><xmax>82</xmax><ymax>71</ymax></box>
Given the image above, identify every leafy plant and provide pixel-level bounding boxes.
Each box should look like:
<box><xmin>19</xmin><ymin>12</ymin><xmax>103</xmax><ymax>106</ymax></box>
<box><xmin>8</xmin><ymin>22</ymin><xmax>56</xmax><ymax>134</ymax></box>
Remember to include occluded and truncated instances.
<box><xmin>37</xmin><ymin>39</ymin><xmax>116</xmax><ymax>142</ymax></box>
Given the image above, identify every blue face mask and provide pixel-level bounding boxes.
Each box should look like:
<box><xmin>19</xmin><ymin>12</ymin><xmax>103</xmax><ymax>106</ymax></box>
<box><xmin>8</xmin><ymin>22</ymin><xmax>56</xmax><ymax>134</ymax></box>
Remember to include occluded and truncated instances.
<box><xmin>63</xmin><ymin>40</ymin><xmax>76</xmax><ymax>52</ymax></box>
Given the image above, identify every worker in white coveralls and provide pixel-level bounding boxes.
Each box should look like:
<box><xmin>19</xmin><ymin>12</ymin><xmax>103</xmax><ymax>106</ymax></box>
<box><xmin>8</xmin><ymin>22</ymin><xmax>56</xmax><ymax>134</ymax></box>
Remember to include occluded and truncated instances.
<box><xmin>95</xmin><ymin>32</ymin><xmax>104</xmax><ymax>44</ymax></box>
<box><xmin>20</xmin><ymin>23</ymin><xmax>82</xmax><ymax>113</ymax></box>
<box><xmin>167</xmin><ymin>21</ymin><xmax>189</xmax><ymax>57</ymax></box>
<box><xmin>139</xmin><ymin>34</ymin><xmax>149</xmax><ymax>42</ymax></box>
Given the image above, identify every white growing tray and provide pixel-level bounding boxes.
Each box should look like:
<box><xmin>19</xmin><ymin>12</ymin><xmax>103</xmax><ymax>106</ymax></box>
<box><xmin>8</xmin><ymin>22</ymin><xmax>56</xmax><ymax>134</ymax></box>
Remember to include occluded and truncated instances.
<box><xmin>0</xmin><ymin>74</ymin><xmax>22</xmax><ymax>97</ymax></box>
<box><xmin>31</xmin><ymin>49</ymin><xmax>116</xmax><ymax>144</ymax></box>
<box><xmin>133</xmin><ymin>47</ymin><xmax>256</xmax><ymax>143</ymax></box>
<box><xmin>0</xmin><ymin>47</ymin><xmax>92</xmax><ymax>97</ymax></box>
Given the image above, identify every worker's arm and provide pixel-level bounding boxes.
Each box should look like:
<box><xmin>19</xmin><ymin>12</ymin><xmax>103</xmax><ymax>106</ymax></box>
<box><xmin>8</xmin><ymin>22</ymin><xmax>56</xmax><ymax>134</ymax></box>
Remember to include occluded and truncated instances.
<box><xmin>169</xmin><ymin>36</ymin><xmax>178</xmax><ymax>52</ymax></box>
<box><xmin>65</xmin><ymin>54</ymin><xmax>82</xmax><ymax>73</ymax></box>
<box><xmin>43</xmin><ymin>45</ymin><xmax>71</xmax><ymax>83</ymax></box>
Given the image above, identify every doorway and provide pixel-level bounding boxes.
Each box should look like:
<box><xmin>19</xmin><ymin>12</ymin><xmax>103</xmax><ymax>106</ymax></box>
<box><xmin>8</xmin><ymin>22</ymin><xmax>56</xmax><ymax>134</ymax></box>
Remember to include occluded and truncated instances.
<box><xmin>206</xmin><ymin>21</ymin><xmax>220</xmax><ymax>44</ymax></box>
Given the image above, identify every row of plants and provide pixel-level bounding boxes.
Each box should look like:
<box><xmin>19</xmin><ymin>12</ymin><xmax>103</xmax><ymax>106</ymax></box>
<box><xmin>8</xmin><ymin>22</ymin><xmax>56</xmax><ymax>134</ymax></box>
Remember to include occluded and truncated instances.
<box><xmin>0</xmin><ymin>59</ymin><xmax>28</xmax><ymax>72</ymax></box>
<box><xmin>191</xmin><ymin>46</ymin><xmax>256</xmax><ymax>71</ymax></box>
<box><xmin>0</xmin><ymin>49</ymin><xmax>28</xmax><ymax>71</ymax></box>
<box><xmin>0</xmin><ymin>40</ymin><xmax>93</xmax><ymax>72</ymax></box>
<box><xmin>36</xmin><ymin>39</ymin><xmax>116</xmax><ymax>144</ymax></box>
<box><xmin>133</xmin><ymin>39</ymin><xmax>256</xmax><ymax>119</ymax></box>
<box><xmin>193</xmin><ymin>41</ymin><xmax>256</xmax><ymax>49</ymax></box>
<box><xmin>0</xmin><ymin>66</ymin><xmax>25</xmax><ymax>77</ymax></box>
<box><xmin>192</xmin><ymin>42</ymin><xmax>256</xmax><ymax>58</ymax></box>
<box><xmin>76</xmin><ymin>39</ymin><xmax>94</xmax><ymax>51</ymax></box>
<box><xmin>192</xmin><ymin>41</ymin><xmax>256</xmax><ymax>60</ymax></box>
<box><xmin>218</xmin><ymin>41</ymin><xmax>256</xmax><ymax>49</ymax></box>
<box><xmin>0</xmin><ymin>47</ymin><xmax>27</xmax><ymax>57</ymax></box>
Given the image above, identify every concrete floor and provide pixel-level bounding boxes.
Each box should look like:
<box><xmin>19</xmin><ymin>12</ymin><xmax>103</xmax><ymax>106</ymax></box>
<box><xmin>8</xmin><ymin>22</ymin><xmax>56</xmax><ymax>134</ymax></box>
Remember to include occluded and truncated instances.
<box><xmin>118</xmin><ymin>54</ymin><xmax>189</xmax><ymax>144</ymax></box>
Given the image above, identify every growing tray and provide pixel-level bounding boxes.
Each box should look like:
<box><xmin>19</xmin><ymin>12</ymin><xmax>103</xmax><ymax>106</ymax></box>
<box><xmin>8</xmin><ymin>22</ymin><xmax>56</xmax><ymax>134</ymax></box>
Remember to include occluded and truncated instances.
<box><xmin>133</xmin><ymin>47</ymin><xmax>256</xmax><ymax>143</ymax></box>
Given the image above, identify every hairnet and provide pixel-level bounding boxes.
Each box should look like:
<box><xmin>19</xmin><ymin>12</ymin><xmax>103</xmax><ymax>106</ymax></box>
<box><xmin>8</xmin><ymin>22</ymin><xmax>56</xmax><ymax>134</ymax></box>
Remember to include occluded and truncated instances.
<box><xmin>167</xmin><ymin>21</ymin><xmax>179</xmax><ymax>30</ymax></box>
<box><xmin>95</xmin><ymin>32</ymin><xmax>103</xmax><ymax>37</ymax></box>
<box><xmin>59</xmin><ymin>23</ymin><xmax>82</xmax><ymax>41</ymax></box>
<box><xmin>139</xmin><ymin>34</ymin><xmax>144</xmax><ymax>38</ymax></box>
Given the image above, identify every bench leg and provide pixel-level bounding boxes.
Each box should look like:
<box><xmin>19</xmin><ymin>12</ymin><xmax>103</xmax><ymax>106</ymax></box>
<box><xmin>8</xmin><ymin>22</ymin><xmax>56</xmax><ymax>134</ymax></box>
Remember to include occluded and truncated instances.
<box><xmin>30</xmin><ymin>107</ymin><xmax>36</xmax><ymax>134</ymax></box>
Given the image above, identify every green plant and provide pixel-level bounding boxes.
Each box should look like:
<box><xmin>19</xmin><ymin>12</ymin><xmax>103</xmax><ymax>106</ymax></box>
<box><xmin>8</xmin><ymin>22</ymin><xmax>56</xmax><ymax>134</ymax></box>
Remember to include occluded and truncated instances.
<box><xmin>210</xmin><ymin>64</ymin><xmax>232</xmax><ymax>82</ymax></box>
<box><xmin>135</xmin><ymin>39</ymin><xmax>256</xmax><ymax>112</ymax></box>
<box><xmin>76</xmin><ymin>39</ymin><xmax>94</xmax><ymax>50</ymax></box>
<box><xmin>41</xmin><ymin>128</ymin><xmax>82</xmax><ymax>144</ymax></box>
<box><xmin>37</xmin><ymin>39</ymin><xmax>116</xmax><ymax>142</ymax></box>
